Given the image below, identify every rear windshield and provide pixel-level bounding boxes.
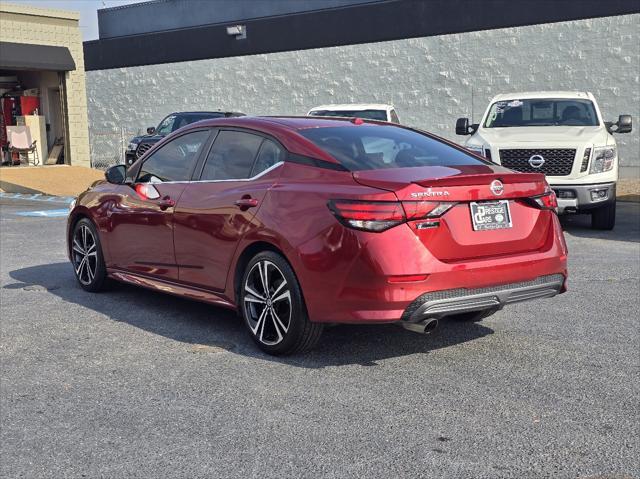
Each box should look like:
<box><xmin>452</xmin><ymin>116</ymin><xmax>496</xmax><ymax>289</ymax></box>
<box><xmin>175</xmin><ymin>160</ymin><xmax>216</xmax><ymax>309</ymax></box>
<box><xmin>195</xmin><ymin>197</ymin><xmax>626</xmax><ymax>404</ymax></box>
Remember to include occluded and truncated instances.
<box><xmin>309</xmin><ymin>110</ymin><xmax>388</xmax><ymax>121</ymax></box>
<box><xmin>299</xmin><ymin>125</ymin><xmax>483</xmax><ymax>171</ymax></box>
<box><xmin>484</xmin><ymin>98</ymin><xmax>599</xmax><ymax>127</ymax></box>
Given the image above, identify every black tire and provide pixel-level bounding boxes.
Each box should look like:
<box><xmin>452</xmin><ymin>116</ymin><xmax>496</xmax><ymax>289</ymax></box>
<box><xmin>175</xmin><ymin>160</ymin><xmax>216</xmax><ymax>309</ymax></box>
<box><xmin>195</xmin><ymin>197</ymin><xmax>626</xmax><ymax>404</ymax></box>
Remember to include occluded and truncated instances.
<box><xmin>448</xmin><ymin>309</ymin><xmax>496</xmax><ymax>323</ymax></box>
<box><xmin>70</xmin><ymin>218</ymin><xmax>109</xmax><ymax>292</ymax></box>
<box><xmin>591</xmin><ymin>200</ymin><xmax>616</xmax><ymax>230</ymax></box>
<box><xmin>240</xmin><ymin>251</ymin><xmax>323</xmax><ymax>355</ymax></box>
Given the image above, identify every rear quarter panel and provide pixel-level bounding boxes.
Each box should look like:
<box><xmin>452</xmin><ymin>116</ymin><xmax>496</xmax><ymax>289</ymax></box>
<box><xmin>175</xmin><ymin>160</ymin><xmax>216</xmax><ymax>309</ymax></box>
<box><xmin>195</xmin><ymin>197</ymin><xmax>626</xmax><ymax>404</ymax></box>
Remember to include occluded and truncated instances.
<box><xmin>224</xmin><ymin>162</ymin><xmax>395</xmax><ymax>305</ymax></box>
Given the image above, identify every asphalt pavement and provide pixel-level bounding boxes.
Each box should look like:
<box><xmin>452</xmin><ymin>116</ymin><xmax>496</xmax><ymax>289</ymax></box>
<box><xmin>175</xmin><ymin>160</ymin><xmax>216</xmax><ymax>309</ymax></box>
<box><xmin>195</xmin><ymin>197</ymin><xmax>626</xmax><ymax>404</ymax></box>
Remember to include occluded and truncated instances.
<box><xmin>1</xmin><ymin>197</ymin><xmax>638</xmax><ymax>478</ymax></box>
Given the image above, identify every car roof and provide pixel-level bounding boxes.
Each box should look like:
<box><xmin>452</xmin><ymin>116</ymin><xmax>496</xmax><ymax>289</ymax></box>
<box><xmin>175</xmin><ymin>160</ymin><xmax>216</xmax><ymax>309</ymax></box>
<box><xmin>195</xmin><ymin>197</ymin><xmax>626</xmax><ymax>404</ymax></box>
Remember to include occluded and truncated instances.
<box><xmin>183</xmin><ymin>116</ymin><xmax>397</xmax><ymax>165</ymax></box>
<box><xmin>169</xmin><ymin>111</ymin><xmax>245</xmax><ymax>116</ymax></box>
<box><xmin>190</xmin><ymin>115</ymin><xmax>387</xmax><ymax>131</ymax></box>
<box><xmin>308</xmin><ymin>103</ymin><xmax>394</xmax><ymax>112</ymax></box>
<box><xmin>489</xmin><ymin>91</ymin><xmax>593</xmax><ymax>102</ymax></box>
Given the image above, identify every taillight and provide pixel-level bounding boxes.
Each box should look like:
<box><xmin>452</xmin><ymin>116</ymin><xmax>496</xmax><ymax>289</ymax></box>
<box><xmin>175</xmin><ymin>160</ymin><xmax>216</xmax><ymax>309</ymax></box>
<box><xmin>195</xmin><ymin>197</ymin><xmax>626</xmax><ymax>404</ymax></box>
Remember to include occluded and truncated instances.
<box><xmin>403</xmin><ymin>201</ymin><xmax>457</xmax><ymax>220</ymax></box>
<box><xmin>527</xmin><ymin>190</ymin><xmax>558</xmax><ymax>211</ymax></box>
<box><xmin>328</xmin><ymin>200</ymin><xmax>405</xmax><ymax>232</ymax></box>
<box><xmin>328</xmin><ymin>200</ymin><xmax>456</xmax><ymax>232</ymax></box>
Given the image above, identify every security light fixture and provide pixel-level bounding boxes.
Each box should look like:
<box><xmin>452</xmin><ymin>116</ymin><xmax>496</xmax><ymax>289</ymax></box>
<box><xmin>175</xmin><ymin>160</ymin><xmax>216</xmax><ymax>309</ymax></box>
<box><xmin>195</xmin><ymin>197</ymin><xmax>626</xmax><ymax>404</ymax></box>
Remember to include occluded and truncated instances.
<box><xmin>226</xmin><ymin>25</ymin><xmax>246</xmax><ymax>40</ymax></box>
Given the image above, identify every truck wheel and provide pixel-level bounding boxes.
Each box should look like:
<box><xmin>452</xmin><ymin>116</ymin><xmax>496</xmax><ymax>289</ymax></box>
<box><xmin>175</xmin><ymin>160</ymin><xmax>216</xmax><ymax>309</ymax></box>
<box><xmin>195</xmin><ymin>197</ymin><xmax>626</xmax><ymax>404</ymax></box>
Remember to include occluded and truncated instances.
<box><xmin>591</xmin><ymin>200</ymin><xmax>616</xmax><ymax>230</ymax></box>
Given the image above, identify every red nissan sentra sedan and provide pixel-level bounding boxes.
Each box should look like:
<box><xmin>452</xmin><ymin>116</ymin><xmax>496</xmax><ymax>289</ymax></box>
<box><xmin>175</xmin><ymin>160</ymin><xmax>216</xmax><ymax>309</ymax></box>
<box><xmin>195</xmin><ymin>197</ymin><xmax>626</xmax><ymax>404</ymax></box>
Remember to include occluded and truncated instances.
<box><xmin>67</xmin><ymin>116</ymin><xmax>567</xmax><ymax>354</ymax></box>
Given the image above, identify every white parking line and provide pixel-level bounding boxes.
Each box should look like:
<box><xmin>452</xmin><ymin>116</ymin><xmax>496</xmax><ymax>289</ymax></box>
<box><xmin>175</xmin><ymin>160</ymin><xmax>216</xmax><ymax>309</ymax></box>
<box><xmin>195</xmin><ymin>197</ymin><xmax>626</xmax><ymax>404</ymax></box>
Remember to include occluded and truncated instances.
<box><xmin>14</xmin><ymin>209</ymin><xmax>69</xmax><ymax>218</ymax></box>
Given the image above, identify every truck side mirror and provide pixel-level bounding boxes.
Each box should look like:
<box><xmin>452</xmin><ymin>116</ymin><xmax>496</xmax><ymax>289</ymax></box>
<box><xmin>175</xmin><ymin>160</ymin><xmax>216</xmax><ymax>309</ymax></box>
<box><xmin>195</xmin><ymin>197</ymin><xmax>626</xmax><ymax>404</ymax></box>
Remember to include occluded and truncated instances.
<box><xmin>105</xmin><ymin>164</ymin><xmax>127</xmax><ymax>184</ymax></box>
<box><xmin>456</xmin><ymin>118</ymin><xmax>478</xmax><ymax>135</ymax></box>
<box><xmin>147</xmin><ymin>126</ymin><xmax>156</xmax><ymax>135</ymax></box>
<box><xmin>615</xmin><ymin>115</ymin><xmax>632</xmax><ymax>134</ymax></box>
<box><xmin>456</xmin><ymin>118</ymin><xmax>469</xmax><ymax>135</ymax></box>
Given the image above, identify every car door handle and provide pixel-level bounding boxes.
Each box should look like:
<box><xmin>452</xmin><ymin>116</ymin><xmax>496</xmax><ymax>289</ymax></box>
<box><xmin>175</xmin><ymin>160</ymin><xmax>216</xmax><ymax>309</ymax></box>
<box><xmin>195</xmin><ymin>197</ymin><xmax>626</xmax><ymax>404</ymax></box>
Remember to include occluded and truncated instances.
<box><xmin>158</xmin><ymin>196</ymin><xmax>176</xmax><ymax>210</ymax></box>
<box><xmin>234</xmin><ymin>197</ymin><xmax>259</xmax><ymax>210</ymax></box>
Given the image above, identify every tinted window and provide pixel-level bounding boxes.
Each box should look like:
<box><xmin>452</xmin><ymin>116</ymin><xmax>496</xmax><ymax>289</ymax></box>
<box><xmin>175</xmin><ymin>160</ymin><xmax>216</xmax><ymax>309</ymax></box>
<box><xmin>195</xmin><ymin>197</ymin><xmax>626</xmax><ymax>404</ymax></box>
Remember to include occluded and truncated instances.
<box><xmin>299</xmin><ymin>125</ymin><xmax>483</xmax><ymax>171</ymax></box>
<box><xmin>484</xmin><ymin>99</ymin><xmax>599</xmax><ymax>127</ymax></box>
<box><xmin>156</xmin><ymin>115</ymin><xmax>176</xmax><ymax>135</ymax></box>
<box><xmin>251</xmin><ymin>139</ymin><xmax>285</xmax><ymax>177</ymax></box>
<box><xmin>389</xmin><ymin>110</ymin><xmax>400</xmax><ymax>124</ymax></box>
<box><xmin>173</xmin><ymin>113</ymin><xmax>224</xmax><ymax>131</ymax></box>
<box><xmin>137</xmin><ymin>130</ymin><xmax>209</xmax><ymax>183</ymax></box>
<box><xmin>201</xmin><ymin>130</ymin><xmax>263</xmax><ymax>180</ymax></box>
<box><xmin>309</xmin><ymin>110</ymin><xmax>388</xmax><ymax>121</ymax></box>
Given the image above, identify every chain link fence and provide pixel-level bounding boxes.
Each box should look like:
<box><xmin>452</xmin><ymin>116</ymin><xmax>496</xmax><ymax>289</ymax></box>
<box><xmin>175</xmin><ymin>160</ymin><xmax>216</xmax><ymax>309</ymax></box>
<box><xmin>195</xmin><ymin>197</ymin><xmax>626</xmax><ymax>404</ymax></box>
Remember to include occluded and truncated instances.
<box><xmin>90</xmin><ymin>128</ymin><xmax>139</xmax><ymax>170</ymax></box>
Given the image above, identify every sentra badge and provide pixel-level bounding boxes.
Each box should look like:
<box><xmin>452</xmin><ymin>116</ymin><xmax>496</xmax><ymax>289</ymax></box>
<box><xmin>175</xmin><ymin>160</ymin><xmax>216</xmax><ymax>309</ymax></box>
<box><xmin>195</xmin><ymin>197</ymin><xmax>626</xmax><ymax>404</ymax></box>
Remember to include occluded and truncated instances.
<box><xmin>410</xmin><ymin>189</ymin><xmax>450</xmax><ymax>199</ymax></box>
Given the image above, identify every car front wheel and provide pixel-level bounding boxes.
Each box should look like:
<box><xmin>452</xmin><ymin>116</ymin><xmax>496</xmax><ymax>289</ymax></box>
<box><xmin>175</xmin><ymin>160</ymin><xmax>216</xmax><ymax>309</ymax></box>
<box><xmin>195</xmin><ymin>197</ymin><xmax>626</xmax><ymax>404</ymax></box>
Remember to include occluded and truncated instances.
<box><xmin>240</xmin><ymin>251</ymin><xmax>323</xmax><ymax>355</ymax></box>
<box><xmin>71</xmin><ymin>218</ymin><xmax>109</xmax><ymax>292</ymax></box>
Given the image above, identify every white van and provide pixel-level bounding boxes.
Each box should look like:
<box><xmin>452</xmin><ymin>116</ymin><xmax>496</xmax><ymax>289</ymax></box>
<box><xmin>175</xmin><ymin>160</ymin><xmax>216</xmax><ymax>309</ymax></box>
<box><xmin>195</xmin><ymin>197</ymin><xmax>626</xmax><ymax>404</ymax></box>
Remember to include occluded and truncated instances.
<box><xmin>308</xmin><ymin>104</ymin><xmax>400</xmax><ymax>123</ymax></box>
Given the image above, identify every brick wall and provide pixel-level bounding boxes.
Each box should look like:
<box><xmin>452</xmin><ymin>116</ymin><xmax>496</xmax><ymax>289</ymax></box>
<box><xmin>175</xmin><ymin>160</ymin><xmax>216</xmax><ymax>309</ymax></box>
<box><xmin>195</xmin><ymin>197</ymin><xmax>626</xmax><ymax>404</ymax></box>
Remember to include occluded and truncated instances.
<box><xmin>0</xmin><ymin>4</ymin><xmax>91</xmax><ymax>168</ymax></box>
<box><xmin>86</xmin><ymin>14</ymin><xmax>639</xmax><ymax>167</ymax></box>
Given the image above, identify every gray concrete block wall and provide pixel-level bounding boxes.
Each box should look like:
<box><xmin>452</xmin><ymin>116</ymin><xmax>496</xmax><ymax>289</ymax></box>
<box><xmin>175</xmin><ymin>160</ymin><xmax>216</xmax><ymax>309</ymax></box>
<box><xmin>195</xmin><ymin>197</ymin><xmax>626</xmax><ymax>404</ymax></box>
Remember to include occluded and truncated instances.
<box><xmin>87</xmin><ymin>14</ymin><xmax>640</xmax><ymax>167</ymax></box>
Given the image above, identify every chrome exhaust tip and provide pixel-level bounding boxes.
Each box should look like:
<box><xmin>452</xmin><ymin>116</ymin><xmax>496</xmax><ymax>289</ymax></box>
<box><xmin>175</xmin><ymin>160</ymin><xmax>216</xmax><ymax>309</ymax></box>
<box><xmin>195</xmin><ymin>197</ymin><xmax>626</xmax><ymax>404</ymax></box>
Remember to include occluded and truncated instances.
<box><xmin>399</xmin><ymin>318</ymin><xmax>439</xmax><ymax>334</ymax></box>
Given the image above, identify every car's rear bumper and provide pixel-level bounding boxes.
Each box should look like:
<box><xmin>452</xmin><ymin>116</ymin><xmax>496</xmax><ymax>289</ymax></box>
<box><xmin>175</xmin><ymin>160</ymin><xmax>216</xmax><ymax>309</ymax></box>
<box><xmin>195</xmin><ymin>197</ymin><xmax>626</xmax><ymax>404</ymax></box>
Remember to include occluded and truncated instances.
<box><xmin>552</xmin><ymin>182</ymin><xmax>616</xmax><ymax>213</ymax></box>
<box><xmin>299</xmin><ymin>216</ymin><xmax>568</xmax><ymax>324</ymax></box>
<box><xmin>400</xmin><ymin>273</ymin><xmax>564</xmax><ymax>323</ymax></box>
<box><xmin>307</xmin><ymin>257</ymin><xmax>567</xmax><ymax>324</ymax></box>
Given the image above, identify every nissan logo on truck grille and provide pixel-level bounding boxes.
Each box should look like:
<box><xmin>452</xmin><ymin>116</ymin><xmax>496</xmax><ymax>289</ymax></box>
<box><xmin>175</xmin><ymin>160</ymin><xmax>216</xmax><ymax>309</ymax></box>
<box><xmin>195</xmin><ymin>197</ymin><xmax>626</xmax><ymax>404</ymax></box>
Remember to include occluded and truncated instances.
<box><xmin>499</xmin><ymin>149</ymin><xmax>576</xmax><ymax>176</ymax></box>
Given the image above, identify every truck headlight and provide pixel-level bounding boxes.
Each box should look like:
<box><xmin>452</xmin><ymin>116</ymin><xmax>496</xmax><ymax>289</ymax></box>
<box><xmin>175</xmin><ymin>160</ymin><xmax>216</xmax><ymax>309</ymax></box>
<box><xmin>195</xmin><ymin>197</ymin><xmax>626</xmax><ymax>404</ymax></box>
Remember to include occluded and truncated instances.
<box><xmin>126</xmin><ymin>141</ymin><xmax>140</xmax><ymax>152</ymax></box>
<box><xmin>466</xmin><ymin>145</ymin><xmax>485</xmax><ymax>156</ymax></box>
<box><xmin>590</xmin><ymin>146</ymin><xmax>616</xmax><ymax>174</ymax></box>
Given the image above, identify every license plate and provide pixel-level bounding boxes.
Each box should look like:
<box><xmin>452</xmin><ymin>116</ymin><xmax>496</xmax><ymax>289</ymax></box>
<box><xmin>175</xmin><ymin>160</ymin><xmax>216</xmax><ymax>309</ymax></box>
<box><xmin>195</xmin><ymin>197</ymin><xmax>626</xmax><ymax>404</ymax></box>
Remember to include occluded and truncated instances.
<box><xmin>470</xmin><ymin>200</ymin><xmax>512</xmax><ymax>231</ymax></box>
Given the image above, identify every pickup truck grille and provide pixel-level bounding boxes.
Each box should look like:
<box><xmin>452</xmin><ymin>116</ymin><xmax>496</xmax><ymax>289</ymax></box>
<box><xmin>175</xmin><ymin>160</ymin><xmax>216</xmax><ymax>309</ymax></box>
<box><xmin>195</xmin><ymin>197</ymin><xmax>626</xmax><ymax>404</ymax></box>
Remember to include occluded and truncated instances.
<box><xmin>135</xmin><ymin>142</ymin><xmax>154</xmax><ymax>158</ymax></box>
<box><xmin>499</xmin><ymin>149</ymin><xmax>576</xmax><ymax>176</ymax></box>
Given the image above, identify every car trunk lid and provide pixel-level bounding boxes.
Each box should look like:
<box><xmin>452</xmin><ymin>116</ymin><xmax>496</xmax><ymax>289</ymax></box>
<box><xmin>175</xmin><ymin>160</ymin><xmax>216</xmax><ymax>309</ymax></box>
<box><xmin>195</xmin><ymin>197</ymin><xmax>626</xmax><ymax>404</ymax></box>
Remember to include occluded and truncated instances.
<box><xmin>352</xmin><ymin>165</ymin><xmax>554</xmax><ymax>261</ymax></box>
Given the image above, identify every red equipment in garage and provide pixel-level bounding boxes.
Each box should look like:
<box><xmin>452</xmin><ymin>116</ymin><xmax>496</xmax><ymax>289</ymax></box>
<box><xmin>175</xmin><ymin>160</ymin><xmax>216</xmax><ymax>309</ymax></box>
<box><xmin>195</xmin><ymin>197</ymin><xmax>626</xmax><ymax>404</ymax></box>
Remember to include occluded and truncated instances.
<box><xmin>1</xmin><ymin>95</ymin><xmax>40</xmax><ymax>148</ymax></box>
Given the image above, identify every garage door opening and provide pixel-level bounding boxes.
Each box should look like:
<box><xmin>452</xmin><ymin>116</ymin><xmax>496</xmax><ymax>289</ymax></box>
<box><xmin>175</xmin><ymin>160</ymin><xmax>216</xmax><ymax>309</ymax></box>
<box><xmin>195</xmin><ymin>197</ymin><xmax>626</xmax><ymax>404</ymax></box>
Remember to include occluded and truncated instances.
<box><xmin>0</xmin><ymin>42</ymin><xmax>75</xmax><ymax>168</ymax></box>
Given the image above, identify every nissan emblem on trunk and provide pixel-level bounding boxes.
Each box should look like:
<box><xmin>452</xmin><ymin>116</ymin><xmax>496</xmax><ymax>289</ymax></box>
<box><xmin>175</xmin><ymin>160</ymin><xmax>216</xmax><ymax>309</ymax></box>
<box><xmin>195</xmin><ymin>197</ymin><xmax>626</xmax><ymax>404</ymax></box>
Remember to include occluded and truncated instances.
<box><xmin>528</xmin><ymin>154</ymin><xmax>545</xmax><ymax>168</ymax></box>
<box><xmin>490</xmin><ymin>179</ymin><xmax>504</xmax><ymax>196</ymax></box>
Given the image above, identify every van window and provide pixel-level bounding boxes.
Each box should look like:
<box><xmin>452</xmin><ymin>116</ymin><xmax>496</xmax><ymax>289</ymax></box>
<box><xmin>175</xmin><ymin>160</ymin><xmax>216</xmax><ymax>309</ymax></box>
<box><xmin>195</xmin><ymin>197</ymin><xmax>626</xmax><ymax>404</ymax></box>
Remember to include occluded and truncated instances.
<box><xmin>309</xmin><ymin>110</ymin><xmax>388</xmax><ymax>121</ymax></box>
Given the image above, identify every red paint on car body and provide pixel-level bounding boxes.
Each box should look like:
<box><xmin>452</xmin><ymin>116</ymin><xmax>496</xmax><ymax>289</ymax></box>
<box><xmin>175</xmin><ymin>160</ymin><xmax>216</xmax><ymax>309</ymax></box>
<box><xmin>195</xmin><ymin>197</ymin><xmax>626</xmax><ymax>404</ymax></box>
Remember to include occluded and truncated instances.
<box><xmin>68</xmin><ymin>116</ymin><xmax>567</xmax><ymax>325</ymax></box>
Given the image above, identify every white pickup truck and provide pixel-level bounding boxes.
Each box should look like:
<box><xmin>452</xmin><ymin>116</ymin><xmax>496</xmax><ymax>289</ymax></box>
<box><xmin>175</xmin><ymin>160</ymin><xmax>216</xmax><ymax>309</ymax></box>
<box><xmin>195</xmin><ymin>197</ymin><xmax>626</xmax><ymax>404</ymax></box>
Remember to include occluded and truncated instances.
<box><xmin>456</xmin><ymin>91</ymin><xmax>632</xmax><ymax>230</ymax></box>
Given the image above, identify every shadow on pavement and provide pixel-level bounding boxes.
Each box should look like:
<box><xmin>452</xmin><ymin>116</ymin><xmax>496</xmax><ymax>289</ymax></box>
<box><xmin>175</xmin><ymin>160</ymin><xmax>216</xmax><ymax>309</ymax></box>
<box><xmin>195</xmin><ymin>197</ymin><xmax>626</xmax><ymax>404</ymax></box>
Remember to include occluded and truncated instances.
<box><xmin>8</xmin><ymin>262</ymin><xmax>493</xmax><ymax>368</ymax></box>
<box><xmin>559</xmin><ymin>201</ymin><xmax>639</xmax><ymax>243</ymax></box>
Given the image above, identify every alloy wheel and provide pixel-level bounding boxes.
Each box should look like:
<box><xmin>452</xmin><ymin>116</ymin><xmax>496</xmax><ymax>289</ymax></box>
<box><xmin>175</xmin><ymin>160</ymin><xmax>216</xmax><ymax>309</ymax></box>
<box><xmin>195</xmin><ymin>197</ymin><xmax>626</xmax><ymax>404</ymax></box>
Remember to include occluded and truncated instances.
<box><xmin>72</xmin><ymin>224</ymin><xmax>98</xmax><ymax>285</ymax></box>
<box><xmin>243</xmin><ymin>260</ymin><xmax>292</xmax><ymax>346</ymax></box>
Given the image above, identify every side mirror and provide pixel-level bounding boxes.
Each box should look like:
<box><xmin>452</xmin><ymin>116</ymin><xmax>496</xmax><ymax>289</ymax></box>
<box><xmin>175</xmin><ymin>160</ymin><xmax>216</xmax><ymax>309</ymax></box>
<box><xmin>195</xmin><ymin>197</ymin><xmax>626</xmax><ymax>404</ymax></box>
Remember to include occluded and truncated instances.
<box><xmin>456</xmin><ymin>118</ymin><xmax>470</xmax><ymax>135</ymax></box>
<box><xmin>105</xmin><ymin>164</ymin><xmax>127</xmax><ymax>184</ymax></box>
<box><xmin>615</xmin><ymin>114</ymin><xmax>632</xmax><ymax>134</ymax></box>
<box><xmin>146</xmin><ymin>126</ymin><xmax>156</xmax><ymax>135</ymax></box>
<box><xmin>456</xmin><ymin>118</ymin><xmax>478</xmax><ymax>135</ymax></box>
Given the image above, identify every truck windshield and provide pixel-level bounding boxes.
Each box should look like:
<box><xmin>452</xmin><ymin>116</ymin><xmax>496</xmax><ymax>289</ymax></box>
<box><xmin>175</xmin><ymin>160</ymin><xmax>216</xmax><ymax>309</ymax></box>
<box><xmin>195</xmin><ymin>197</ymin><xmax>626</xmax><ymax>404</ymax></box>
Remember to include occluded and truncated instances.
<box><xmin>309</xmin><ymin>109</ymin><xmax>388</xmax><ymax>121</ymax></box>
<box><xmin>484</xmin><ymin>99</ymin><xmax>599</xmax><ymax>127</ymax></box>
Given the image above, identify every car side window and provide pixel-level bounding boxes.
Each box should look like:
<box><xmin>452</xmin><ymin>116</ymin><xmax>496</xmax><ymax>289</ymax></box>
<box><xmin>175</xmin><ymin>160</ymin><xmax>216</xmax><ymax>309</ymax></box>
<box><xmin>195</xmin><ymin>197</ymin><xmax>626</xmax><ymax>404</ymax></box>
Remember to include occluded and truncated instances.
<box><xmin>200</xmin><ymin>130</ymin><xmax>263</xmax><ymax>181</ymax></box>
<box><xmin>390</xmin><ymin>110</ymin><xmax>400</xmax><ymax>124</ymax></box>
<box><xmin>137</xmin><ymin>130</ymin><xmax>209</xmax><ymax>183</ymax></box>
<box><xmin>251</xmin><ymin>139</ymin><xmax>285</xmax><ymax>177</ymax></box>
